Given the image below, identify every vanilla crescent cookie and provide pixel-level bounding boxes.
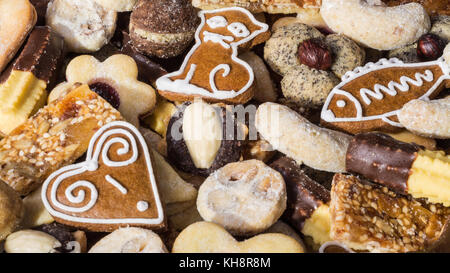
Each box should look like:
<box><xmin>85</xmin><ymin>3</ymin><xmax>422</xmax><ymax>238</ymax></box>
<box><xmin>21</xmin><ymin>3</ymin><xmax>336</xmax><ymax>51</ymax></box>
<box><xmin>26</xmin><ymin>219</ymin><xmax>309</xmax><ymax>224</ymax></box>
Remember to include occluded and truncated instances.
<box><xmin>197</xmin><ymin>160</ymin><xmax>287</xmax><ymax>236</ymax></box>
<box><xmin>46</xmin><ymin>0</ymin><xmax>117</xmax><ymax>53</ymax></box>
<box><xmin>88</xmin><ymin>227</ymin><xmax>168</xmax><ymax>253</ymax></box>
<box><xmin>320</xmin><ymin>0</ymin><xmax>430</xmax><ymax>50</ymax></box>
<box><xmin>256</xmin><ymin>103</ymin><xmax>352</xmax><ymax>173</ymax></box>
<box><xmin>398</xmin><ymin>97</ymin><xmax>450</xmax><ymax>139</ymax></box>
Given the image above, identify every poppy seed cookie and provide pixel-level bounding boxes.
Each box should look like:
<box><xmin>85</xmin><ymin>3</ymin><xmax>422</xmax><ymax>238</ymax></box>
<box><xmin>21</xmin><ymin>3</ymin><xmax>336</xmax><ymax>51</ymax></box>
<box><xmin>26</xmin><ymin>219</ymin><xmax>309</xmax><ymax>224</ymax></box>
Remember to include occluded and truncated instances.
<box><xmin>281</xmin><ymin>65</ymin><xmax>339</xmax><ymax>108</ymax></box>
<box><xmin>325</xmin><ymin>34</ymin><xmax>365</xmax><ymax>79</ymax></box>
<box><xmin>129</xmin><ymin>0</ymin><xmax>199</xmax><ymax>59</ymax></box>
<box><xmin>431</xmin><ymin>15</ymin><xmax>450</xmax><ymax>43</ymax></box>
<box><xmin>264</xmin><ymin>23</ymin><xmax>324</xmax><ymax>76</ymax></box>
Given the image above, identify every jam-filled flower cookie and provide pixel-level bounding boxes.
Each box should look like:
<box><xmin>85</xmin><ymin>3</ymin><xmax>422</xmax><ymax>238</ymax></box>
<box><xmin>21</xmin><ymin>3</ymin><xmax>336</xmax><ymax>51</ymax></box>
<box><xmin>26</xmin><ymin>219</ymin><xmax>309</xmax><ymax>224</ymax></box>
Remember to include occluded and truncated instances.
<box><xmin>49</xmin><ymin>54</ymin><xmax>156</xmax><ymax>127</ymax></box>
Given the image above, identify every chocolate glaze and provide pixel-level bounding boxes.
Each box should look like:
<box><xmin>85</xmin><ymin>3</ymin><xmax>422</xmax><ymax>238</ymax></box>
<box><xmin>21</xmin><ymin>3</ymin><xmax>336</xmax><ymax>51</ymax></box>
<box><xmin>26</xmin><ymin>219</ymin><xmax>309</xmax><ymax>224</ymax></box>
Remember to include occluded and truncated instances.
<box><xmin>12</xmin><ymin>26</ymin><xmax>65</xmax><ymax>90</ymax></box>
<box><xmin>346</xmin><ymin>133</ymin><xmax>420</xmax><ymax>195</ymax></box>
<box><xmin>270</xmin><ymin>157</ymin><xmax>330</xmax><ymax>231</ymax></box>
<box><xmin>29</xmin><ymin>0</ymin><xmax>51</xmax><ymax>26</ymax></box>
<box><xmin>121</xmin><ymin>32</ymin><xmax>167</xmax><ymax>84</ymax></box>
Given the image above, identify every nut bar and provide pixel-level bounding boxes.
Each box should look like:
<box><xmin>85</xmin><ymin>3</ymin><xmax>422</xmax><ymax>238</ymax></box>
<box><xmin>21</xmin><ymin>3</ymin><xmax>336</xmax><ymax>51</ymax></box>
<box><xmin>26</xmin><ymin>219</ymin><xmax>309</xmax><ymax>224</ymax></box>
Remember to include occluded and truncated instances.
<box><xmin>0</xmin><ymin>84</ymin><xmax>122</xmax><ymax>195</ymax></box>
<box><xmin>0</xmin><ymin>26</ymin><xmax>65</xmax><ymax>135</ymax></box>
<box><xmin>191</xmin><ymin>0</ymin><xmax>320</xmax><ymax>14</ymax></box>
<box><xmin>331</xmin><ymin>173</ymin><xmax>450</xmax><ymax>253</ymax></box>
<box><xmin>346</xmin><ymin>133</ymin><xmax>450</xmax><ymax>206</ymax></box>
<box><xmin>270</xmin><ymin>156</ymin><xmax>331</xmax><ymax>245</ymax></box>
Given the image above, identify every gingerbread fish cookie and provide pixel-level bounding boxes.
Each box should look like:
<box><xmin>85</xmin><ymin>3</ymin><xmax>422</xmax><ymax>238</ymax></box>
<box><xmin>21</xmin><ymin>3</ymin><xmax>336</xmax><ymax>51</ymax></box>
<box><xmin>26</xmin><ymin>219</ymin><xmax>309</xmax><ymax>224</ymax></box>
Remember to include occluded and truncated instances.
<box><xmin>42</xmin><ymin>121</ymin><xmax>165</xmax><ymax>232</ymax></box>
<box><xmin>156</xmin><ymin>7</ymin><xmax>269</xmax><ymax>104</ymax></box>
<box><xmin>321</xmin><ymin>57</ymin><xmax>450</xmax><ymax>134</ymax></box>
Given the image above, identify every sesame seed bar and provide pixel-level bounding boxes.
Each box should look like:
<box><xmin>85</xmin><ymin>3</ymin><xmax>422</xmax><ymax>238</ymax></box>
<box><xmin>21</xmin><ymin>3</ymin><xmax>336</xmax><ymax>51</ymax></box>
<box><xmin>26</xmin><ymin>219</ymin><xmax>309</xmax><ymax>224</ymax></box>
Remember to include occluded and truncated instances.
<box><xmin>191</xmin><ymin>0</ymin><xmax>320</xmax><ymax>14</ymax></box>
<box><xmin>0</xmin><ymin>84</ymin><xmax>123</xmax><ymax>195</ymax></box>
<box><xmin>330</xmin><ymin>174</ymin><xmax>450</xmax><ymax>253</ymax></box>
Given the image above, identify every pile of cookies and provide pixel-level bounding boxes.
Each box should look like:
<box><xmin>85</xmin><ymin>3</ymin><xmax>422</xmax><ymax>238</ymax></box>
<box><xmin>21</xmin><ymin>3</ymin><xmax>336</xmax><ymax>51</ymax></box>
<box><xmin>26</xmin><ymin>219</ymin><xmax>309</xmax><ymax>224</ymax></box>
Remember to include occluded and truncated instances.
<box><xmin>0</xmin><ymin>0</ymin><xmax>448</xmax><ymax>253</ymax></box>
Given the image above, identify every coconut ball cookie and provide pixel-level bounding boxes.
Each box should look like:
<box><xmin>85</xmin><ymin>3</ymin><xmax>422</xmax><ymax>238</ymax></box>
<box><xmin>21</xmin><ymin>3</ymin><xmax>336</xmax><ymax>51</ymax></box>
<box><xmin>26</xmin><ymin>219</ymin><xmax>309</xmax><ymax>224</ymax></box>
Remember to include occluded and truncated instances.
<box><xmin>325</xmin><ymin>34</ymin><xmax>365</xmax><ymax>78</ymax></box>
<box><xmin>129</xmin><ymin>0</ymin><xmax>199</xmax><ymax>58</ymax></box>
<box><xmin>197</xmin><ymin>160</ymin><xmax>287</xmax><ymax>236</ymax></box>
<box><xmin>46</xmin><ymin>0</ymin><xmax>117</xmax><ymax>53</ymax></box>
<box><xmin>281</xmin><ymin>65</ymin><xmax>339</xmax><ymax>108</ymax></box>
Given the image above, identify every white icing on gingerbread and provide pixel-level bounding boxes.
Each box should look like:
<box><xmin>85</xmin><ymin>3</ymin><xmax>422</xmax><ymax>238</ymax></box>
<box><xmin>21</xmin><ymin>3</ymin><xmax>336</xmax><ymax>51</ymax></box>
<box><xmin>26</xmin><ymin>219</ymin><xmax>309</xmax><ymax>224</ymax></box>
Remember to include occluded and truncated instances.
<box><xmin>105</xmin><ymin>175</ymin><xmax>128</xmax><ymax>194</ymax></box>
<box><xmin>137</xmin><ymin>201</ymin><xmax>149</xmax><ymax>212</ymax></box>
<box><xmin>206</xmin><ymin>16</ymin><xmax>228</xmax><ymax>28</ymax></box>
<box><xmin>321</xmin><ymin>58</ymin><xmax>450</xmax><ymax>128</ymax></box>
<box><xmin>156</xmin><ymin>7</ymin><xmax>269</xmax><ymax>101</ymax></box>
<box><xmin>360</xmin><ymin>70</ymin><xmax>434</xmax><ymax>105</ymax></box>
<box><xmin>41</xmin><ymin>121</ymin><xmax>164</xmax><ymax>225</ymax></box>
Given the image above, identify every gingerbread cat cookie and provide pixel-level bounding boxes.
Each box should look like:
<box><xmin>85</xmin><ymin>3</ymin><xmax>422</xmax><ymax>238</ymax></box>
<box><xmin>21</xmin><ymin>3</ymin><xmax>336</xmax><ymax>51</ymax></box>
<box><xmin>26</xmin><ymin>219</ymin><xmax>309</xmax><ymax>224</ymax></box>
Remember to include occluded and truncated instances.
<box><xmin>321</xmin><ymin>58</ymin><xmax>450</xmax><ymax>134</ymax></box>
<box><xmin>156</xmin><ymin>7</ymin><xmax>269</xmax><ymax>104</ymax></box>
<box><xmin>42</xmin><ymin>121</ymin><xmax>165</xmax><ymax>232</ymax></box>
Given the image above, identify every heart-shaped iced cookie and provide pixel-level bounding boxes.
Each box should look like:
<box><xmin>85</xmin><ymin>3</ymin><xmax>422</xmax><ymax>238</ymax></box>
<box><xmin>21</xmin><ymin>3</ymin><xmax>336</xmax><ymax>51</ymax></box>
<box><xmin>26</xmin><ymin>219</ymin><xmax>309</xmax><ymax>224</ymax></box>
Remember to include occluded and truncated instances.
<box><xmin>172</xmin><ymin>221</ymin><xmax>304</xmax><ymax>253</ymax></box>
<box><xmin>42</xmin><ymin>121</ymin><xmax>165</xmax><ymax>232</ymax></box>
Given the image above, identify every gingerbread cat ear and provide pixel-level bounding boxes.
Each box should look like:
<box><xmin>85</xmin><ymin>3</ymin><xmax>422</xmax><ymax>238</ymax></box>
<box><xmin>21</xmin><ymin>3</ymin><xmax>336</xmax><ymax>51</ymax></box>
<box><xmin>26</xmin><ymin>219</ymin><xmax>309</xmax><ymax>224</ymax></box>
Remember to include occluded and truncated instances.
<box><xmin>42</xmin><ymin>121</ymin><xmax>165</xmax><ymax>232</ymax></box>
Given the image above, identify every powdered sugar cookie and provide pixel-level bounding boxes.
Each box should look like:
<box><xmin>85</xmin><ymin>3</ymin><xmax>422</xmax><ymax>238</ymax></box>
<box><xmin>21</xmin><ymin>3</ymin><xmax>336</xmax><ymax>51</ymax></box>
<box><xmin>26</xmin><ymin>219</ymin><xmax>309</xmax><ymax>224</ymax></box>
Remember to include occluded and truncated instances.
<box><xmin>321</xmin><ymin>0</ymin><xmax>430</xmax><ymax>50</ymax></box>
<box><xmin>46</xmin><ymin>0</ymin><xmax>117</xmax><ymax>53</ymax></box>
<box><xmin>88</xmin><ymin>227</ymin><xmax>168</xmax><ymax>253</ymax></box>
<box><xmin>156</xmin><ymin>7</ymin><xmax>269</xmax><ymax>104</ymax></box>
<box><xmin>42</xmin><ymin>121</ymin><xmax>166</xmax><ymax>232</ymax></box>
<box><xmin>94</xmin><ymin>0</ymin><xmax>137</xmax><ymax>11</ymax></box>
<box><xmin>321</xmin><ymin>58</ymin><xmax>450</xmax><ymax>134</ymax></box>
<box><xmin>197</xmin><ymin>160</ymin><xmax>286</xmax><ymax>236</ymax></box>
<box><xmin>398</xmin><ymin>96</ymin><xmax>450</xmax><ymax>139</ymax></box>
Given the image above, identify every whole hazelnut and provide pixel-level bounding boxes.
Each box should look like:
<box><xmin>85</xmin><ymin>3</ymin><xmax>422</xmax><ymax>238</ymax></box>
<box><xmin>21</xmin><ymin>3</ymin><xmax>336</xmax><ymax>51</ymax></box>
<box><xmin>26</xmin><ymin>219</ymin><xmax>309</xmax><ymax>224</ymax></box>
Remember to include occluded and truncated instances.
<box><xmin>298</xmin><ymin>38</ymin><xmax>333</xmax><ymax>71</ymax></box>
<box><xmin>417</xmin><ymin>34</ymin><xmax>446</xmax><ymax>61</ymax></box>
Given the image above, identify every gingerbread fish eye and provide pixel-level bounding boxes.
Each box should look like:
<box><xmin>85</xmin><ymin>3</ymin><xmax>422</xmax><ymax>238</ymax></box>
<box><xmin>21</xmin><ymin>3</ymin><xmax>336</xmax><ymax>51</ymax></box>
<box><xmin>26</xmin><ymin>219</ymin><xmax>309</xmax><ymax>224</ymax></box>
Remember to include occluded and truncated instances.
<box><xmin>207</xmin><ymin>16</ymin><xmax>228</xmax><ymax>29</ymax></box>
<box><xmin>227</xmin><ymin>22</ymin><xmax>250</xmax><ymax>38</ymax></box>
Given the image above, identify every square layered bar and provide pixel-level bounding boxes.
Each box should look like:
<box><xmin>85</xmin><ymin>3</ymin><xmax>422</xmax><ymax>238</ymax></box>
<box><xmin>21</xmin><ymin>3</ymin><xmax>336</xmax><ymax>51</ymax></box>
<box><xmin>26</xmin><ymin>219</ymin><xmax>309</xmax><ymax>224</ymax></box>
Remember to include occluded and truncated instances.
<box><xmin>331</xmin><ymin>174</ymin><xmax>450</xmax><ymax>253</ymax></box>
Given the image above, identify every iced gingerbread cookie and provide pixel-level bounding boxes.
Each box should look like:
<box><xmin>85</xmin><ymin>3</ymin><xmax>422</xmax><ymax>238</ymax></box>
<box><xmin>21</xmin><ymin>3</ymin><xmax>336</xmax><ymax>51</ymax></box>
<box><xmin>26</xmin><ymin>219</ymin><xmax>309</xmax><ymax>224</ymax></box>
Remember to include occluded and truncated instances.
<box><xmin>41</xmin><ymin>121</ymin><xmax>165</xmax><ymax>232</ymax></box>
<box><xmin>321</xmin><ymin>58</ymin><xmax>450</xmax><ymax>134</ymax></box>
<box><xmin>172</xmin><ymin>221</ymin><xmax>304</xmax><ymax>253</ymax></box>
<box><xmin>0</xmin><ymin>0</ymin><xmax>37</xmax><ymax>73</ymax></box>
<box><xmin>192</xmin><ymin>0</ymin><xmax>317</xmax><ymax>14</ymax></box>
<box><xmin>197</xmin><ymin>160</ymin><xmax>287</xmax><ymax>236</ymax></box>
<box><xmin>48</xmin><ymin>55</ymin><xmax>156</xmax><ymax>127</ymax></box>
<box><xmin>46</xmin><ymin>0</ymin><xmax>117</xmax><ymax>53</ymax></box>
<box><xmin>156</xmin><ymin>7</ymin><xmax>269</xmax><ymax>104</ymax></box>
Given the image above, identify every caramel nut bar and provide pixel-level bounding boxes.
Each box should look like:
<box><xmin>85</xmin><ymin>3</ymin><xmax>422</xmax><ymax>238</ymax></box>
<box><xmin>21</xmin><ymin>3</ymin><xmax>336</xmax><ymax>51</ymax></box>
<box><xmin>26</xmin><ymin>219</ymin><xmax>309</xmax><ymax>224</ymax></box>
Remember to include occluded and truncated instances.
<box><xmin>0</xmin><ymin>84</ymin><xmax>122</xmax><ymax>195</ymax></box>
<box><xmin>331</xmin><ymin>173</ymin><xmax>450</xmax><ymax>253</ymax></box>
<box><xmin>346</xmin><ymin>133</ymin><xmax>450</xmax><ymax>206</ymax></box>
<box><xmin>192</xmin><ymin>0</ymin><xmax>320</xmax><ymax>14</ymax></box>
<box><xmin>270</xmin><ymin>156</ymin><xmax>331</xmax><ymax>245</ymax></box>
